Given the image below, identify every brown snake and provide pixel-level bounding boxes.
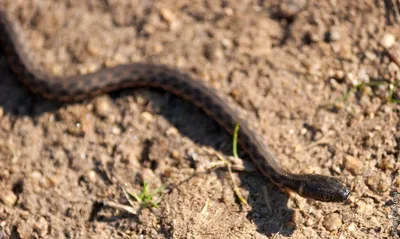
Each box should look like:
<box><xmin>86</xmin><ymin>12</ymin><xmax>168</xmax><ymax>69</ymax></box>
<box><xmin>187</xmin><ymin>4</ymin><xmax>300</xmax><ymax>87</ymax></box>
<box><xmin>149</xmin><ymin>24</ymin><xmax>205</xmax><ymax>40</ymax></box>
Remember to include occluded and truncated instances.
<box><xmin>0</xmin><ymin>9</ymin><xmax>350</xmax><ymax>202</ymax></box>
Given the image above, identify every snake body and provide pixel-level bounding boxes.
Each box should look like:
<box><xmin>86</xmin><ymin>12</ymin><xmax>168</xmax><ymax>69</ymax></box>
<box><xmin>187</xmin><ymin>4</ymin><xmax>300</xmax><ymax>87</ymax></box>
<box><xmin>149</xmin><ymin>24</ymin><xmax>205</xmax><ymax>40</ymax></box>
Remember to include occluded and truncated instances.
<box><xmin>0</xmin><ymin>10</ymin><xmax>350</xmax><ymax>202</ymax></box>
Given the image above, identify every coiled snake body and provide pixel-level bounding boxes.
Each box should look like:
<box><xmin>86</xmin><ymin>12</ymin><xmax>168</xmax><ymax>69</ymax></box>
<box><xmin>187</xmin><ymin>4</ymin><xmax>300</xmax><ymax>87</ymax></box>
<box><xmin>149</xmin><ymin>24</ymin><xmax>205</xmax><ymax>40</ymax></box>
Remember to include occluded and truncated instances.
<box><xmin>0</xmin><ymin>10</ymin><xmax>350</xmax><ymax>202</ymax></box>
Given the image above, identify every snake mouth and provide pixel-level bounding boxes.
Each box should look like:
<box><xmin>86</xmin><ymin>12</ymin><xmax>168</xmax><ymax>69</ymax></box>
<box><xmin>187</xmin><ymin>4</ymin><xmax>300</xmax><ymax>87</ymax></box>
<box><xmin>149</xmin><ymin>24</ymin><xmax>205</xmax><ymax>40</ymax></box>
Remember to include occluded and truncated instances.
<box><xmin>340</xmin><ymin>187</ymin><xmax>351</xmax><ymax>202</ymax></box>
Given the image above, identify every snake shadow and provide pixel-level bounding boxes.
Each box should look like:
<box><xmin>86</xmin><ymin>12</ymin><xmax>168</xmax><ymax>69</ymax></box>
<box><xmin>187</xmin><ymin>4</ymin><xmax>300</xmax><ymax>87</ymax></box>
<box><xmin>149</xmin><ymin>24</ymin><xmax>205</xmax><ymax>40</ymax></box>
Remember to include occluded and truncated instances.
<box><xmin>0</xmin><ymin>53</ymin><xmax>295</xmax><ymax>236</ymax></box>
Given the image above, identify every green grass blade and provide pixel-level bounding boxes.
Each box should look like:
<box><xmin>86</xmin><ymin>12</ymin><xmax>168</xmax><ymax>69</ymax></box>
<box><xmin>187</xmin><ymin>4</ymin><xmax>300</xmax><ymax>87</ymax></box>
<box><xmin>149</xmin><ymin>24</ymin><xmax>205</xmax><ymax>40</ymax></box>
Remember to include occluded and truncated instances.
<box><xmin>233</xmin><ymin>122</ymin><xmax>240</xmax><ymax>158</ymax></box>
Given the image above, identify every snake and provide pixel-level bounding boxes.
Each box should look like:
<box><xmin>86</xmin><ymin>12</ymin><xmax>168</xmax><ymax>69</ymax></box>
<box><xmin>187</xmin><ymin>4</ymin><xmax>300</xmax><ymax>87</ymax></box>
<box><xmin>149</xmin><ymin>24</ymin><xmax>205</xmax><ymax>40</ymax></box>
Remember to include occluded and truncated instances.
<box><xmin>0</xmin><ymin>9</ymin><xmax>350</xmax><ymax>202</ymax></box>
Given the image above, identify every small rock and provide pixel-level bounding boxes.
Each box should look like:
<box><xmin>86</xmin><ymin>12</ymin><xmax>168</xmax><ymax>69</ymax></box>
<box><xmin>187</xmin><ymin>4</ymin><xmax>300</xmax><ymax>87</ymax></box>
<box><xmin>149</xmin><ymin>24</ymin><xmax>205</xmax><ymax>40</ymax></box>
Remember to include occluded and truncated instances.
<box><xmin>111</xmin><ymin>126</ymin><xmax>121</xmax><ymax>135</ymax></box>
<box><xmin>326</xmin><ymin>27</ymin><xmax>341</xmax><ymax>42</ymax></box>
<box><xmin>152</xmin><ymin>43</ymin><xmax>164</xmax><ymax>53</ymax></box>
<box><xmin>87</xmin><ymin>40</ymin><xmax>101</xmax><ymax>56</ymax></box>
<box><xmin>166</xmin><ymin>127</ymin><xmax>179</xmax><ymax>136</ymax></box>
<box><xmin>278</xmin><ymin>0</ymin><xmax>307</xmax><ymax>18</ymax></box>
<box><xmin>338</xmin><ymin>234</ymin><xmax>346</xmax><ymax>239</ymax></box>
<box><xmin>204</xmin><ymin>42</ymin><xmax>223</xmax><ymax>62</ymax></box>
<box><xmin>51</xmin><ymin>64</ymin><xmax>63</xmax><ymax>75</ymax></box>
<box><xmin>87</xmin><ymin>170</ymin><xmax>97</xmax><ymax>183</ymax></box>
<box><xmin>0</xmin><ymin>189</ymin><xmax>17</xmax><ymax>206</ymax></box>
<box><xmin>356</xmin><ymin>200</ymin><xmax>374</xmax><ymax>215</ymax></box>
<box><xmin>380</xmin><ymin>33</ymin><xmax>395</xmax><ymax>48</ymax></box>
<box><xmin>305</xmin><ymin>218</ymin><xmax>315</xmax><ymax>227</ymax></box>
<box><xmin>364</xmin><ymin>51</ymin><xmax>376</xmax><ymax>61</ymax></box>
<box><xmin>31</xmin><ymin>171</ymin><xmax>43</xmax><ymax>182</ymax></box>
<box><xmin>224</xmin><ymin>7</ymin><xmax>234</xmax><ymax>16</ymax></box>
<box><xmin>388</xmin><ymin>62</ymin><xmax>400</xmax><ymax>81</ymax></box>
<box><xmin>171</xmin><ymin>150</ymin><xmax>180</xmax><ymax>160</ymax></box>
<box><xmin>33</xmin><ymin>217</ymin><xmax>49</xmax><ymax>237</ymax></box>
<box><xmin>16</xmin><ymin>222</ymin><xmax>32</xmax><ymax>239</ymax></box>
<box><xmin>344</xmin><ymin>155</ymin><xmax>364</xmax><ymax>175</ymax></box>
<box><xmin>221</xmin><ymin>38</ymin><xmax>233</xmax><ymax>49</ymax></box>
<box><xmin>322</xmin><ymin>213</ymin><xmax>342</xmax><ymax>231</ymax></box>
<box><xmin>333</xmin><ymin>70</ymin><xmax>345</xmax><ymax>80</ymax></box>
<box><xmin>347</xmin><ymin>222</ymin><xmax>356</xmax><ymax>232</ymax></box>
<box><xmin>160</xmin><ymin>8</ymin><xmax>179</xmax><ymax>29</ymax></box>
<box><xmin>339</xmin><ymin>44</ymin><xmax>353</xmax><ymax>60</ymax></box>
<box><xmin>93</xmin><ymin>95</ymin><xmax>114</xmax><ymax>118</ymax></box>
<box><xmin>229</xmin><ymin>88</ymin><xmax>241</xmax><ymax>101</ymax></box>
<box><xmin>366</xmin><ymin>172</ymin><xmax>390</xmax><ymax>193</ymax></box>
<box><xmin>387</xmin><ymin>43</ymin><xmax>400</xmax><ymax>68</ymax></box>
<box><xmin>66</xmin><ymin>122</ymin><xmax>84</xmax><ymax>137</ymax></box>
<box><xmin>30</xmin><ymin>171</ymin><xmax>52</xmax><ymax>188</ymax></box>
<box><xmin>160</xmin><ymin>8</ymin><xmax>176</xmax><ymax>24</ymax></box>
<box><xmin>46</xmin><ymin>176</ymin><xmax>58</xmax><ymax>187</ymax></box>
<box><xmin>140</xmin><ymin>112</ymin><xmax>154</xmax><ymax>122</ymax></box>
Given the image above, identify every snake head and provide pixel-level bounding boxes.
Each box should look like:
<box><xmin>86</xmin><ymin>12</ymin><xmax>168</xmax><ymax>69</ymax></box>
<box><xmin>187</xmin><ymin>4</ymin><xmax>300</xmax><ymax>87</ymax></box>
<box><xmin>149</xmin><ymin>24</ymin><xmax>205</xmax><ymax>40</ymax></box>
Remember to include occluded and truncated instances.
<box><xmin>298</xmin><ymin>175</ymin><xmax>350</xmax><ymax>202</ymax></box>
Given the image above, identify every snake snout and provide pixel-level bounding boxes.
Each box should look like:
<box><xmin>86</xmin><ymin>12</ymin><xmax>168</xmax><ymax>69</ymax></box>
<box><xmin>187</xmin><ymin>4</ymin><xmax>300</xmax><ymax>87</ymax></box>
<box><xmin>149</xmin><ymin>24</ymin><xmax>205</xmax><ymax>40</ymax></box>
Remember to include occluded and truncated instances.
<box><xmin>339</xmin><ymin>186</ymin><xmax>351</xmax><ymax>201</ymax></box>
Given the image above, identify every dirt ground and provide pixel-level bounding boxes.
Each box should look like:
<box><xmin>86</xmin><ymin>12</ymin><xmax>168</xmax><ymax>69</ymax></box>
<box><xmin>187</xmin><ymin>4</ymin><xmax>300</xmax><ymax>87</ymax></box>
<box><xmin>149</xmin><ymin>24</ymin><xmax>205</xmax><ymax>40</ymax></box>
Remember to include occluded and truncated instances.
<box><xmin>0</xmin><ymin>0</ymin><xmax>399</xmax><ymax>238</ymax></box>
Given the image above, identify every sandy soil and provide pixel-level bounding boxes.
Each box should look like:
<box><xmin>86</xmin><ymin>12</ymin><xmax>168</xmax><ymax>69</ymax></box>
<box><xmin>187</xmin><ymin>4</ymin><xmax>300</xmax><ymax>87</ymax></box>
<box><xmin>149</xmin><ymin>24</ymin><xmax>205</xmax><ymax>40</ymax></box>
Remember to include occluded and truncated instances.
<box><xmin>0</xmin><ymin>0</ymin><xmax>400</xmax><ymax>238</ymax></box>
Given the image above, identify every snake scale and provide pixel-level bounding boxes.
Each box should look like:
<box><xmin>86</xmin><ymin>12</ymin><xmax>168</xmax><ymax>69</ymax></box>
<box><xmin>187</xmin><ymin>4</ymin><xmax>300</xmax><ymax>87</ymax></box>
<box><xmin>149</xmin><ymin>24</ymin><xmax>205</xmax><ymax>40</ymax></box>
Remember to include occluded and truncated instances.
<box><xmin>0</xmin><ymin>9</ymin><xmax>350</xmax><ymax>202</ymax></box>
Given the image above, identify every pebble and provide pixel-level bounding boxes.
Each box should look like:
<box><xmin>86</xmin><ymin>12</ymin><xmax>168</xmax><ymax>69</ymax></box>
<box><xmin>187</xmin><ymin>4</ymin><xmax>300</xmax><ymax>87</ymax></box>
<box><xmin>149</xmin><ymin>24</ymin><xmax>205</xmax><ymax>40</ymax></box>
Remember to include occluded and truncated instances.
<box><xmin>278</xmin><ymin>0</ymin><xmax>307</xmax><ymax>18</ymax></box>
<box><xmin>171</xmin><ymin>150</ymin><xmax>180</xmax><ymax>160</ymax></box>
<box><xmin>327</xmin><ymin>27</ymin><xmax>341</xmax><ymax>42</ymax></box>
<box><xmin>322</xmin><ymin>213</ymin><xmax>342</xmax><ymax>231</ymax></box>
<box><xmin>93</xmin><ymin>95</ymin><xmax>114</xmax><ymax>118</ymax></box>
<box><xmin>343</xmin><ymin>155</ymin><xmax>364</xmax><ymax>175</ymax></box>
<box><xmin>0</xmin><ymin>189</ymin><xmax>17</xmax><ymax>206</ymax></box>
<box><xmin>33</xmin><ymin>217</ymin><xmax>49</xmax><ymax>237</ymax></box>
<box><xmin>387</xmin><ymin>43</ymin><xmax>400</xmax><ymax>68</ymax></box>
<box><xmin>330</xmin><ymin>70</ymin><xmax>345</xmax><ymax>80</ymax></box>
<box><xmin>51</xmin><ymin>64</ymin><xmax>63</xmax><ymax>75</ymax></box>
<box><xmin>87</xmin><ymin>40</ymin><xmax>101</xmax><ymax>56</ymax></box>
<box><xmin>364</xmin><ymin>51</ymin><xmax>376</xmax><ymax>61</ymax></box>
<box><xmin>31</xmin><ymin>171</ymin><xmax>43</xmax><ymax>182</ymax></box>
<box><xmin>152</xmin><ymin>43</ymin><xmax>164</xmax><ymax>53</ymax></box>
<box><xmin>347</xmin><ymin>222</ymin><xmax>356</xmax><ymax>232</ymax></box>
<box><xmin>111</xmin><ymin>126</ymin><xmax>121</xmax><ymax>135</ymax></box>
<box><xmin>87</xmin><ymin>170</ymin><xmax>97</xmax><ymax>183</ymax></box>
<box><xmin>221</xmin><ymin>38</ymin><xmax>233</xmax><ymax>49</ymax></box>
<box><xmin>305</xmin><ymin>218</ymin><xmax>315</xmax><ymax>227</ymax></box>
<box><xmin>160</xmin><ymin>8</ymin><xmax>176</xmax><ymax>24</ymax></box>
<box><xmin>66</xmin><ymin>122</ymin><xmax>84</xmax><ymax>137</ymax></box>
<box><xmin>380</xmin><ymin>33</ymin><xmax>395</xmax><ymax>48</ymax></box>
<box><xmin>204</xmin><ymin>42</ymin><xmax>223</xmax><ymax>62</ymax></box>
<box><xmin>140</xmin><ymin>112</ymin><xmax>154</xmax><ymax>122</ymax></box>
<box><xmin>339</xmin><ymin>44</ymin><xmax>353</xmax><ymax>60</ymax></box>
<box><xmin>356</xmin><ymin>200</ymin><xmax>374</xmax><ymax>215</ymax></box>
<box><xmin>46</xmin><ymin>176</ymin><xmax>58</xmax><ymax>187</ymax></box>
<box><xmin>160</xmin><ymin>8</ymin><xmax>179</xmax><ymax>30</ymax></box>
<box><xmin>229</xmin><ymin>88</ymin><xmax>241</xmax><ymax>101</ymax></box>
<box><xmin>166</xmin><ymin>127</ymin><xmax>179</xmax><ymax>136</ymax></box>
<box><xmin>388</xmin><ymin>62</ymin><xmax>400</xmax><ymax>81</ymax></box>
<box><xmin>366</xmin><ymin>172</ymin><xmax>390</xmax><ymax>193</ymax></box>
<box><xmin>16</xmin><ymin>222</ymin><xmax>32</xmax><ymax>239</ymax></box>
